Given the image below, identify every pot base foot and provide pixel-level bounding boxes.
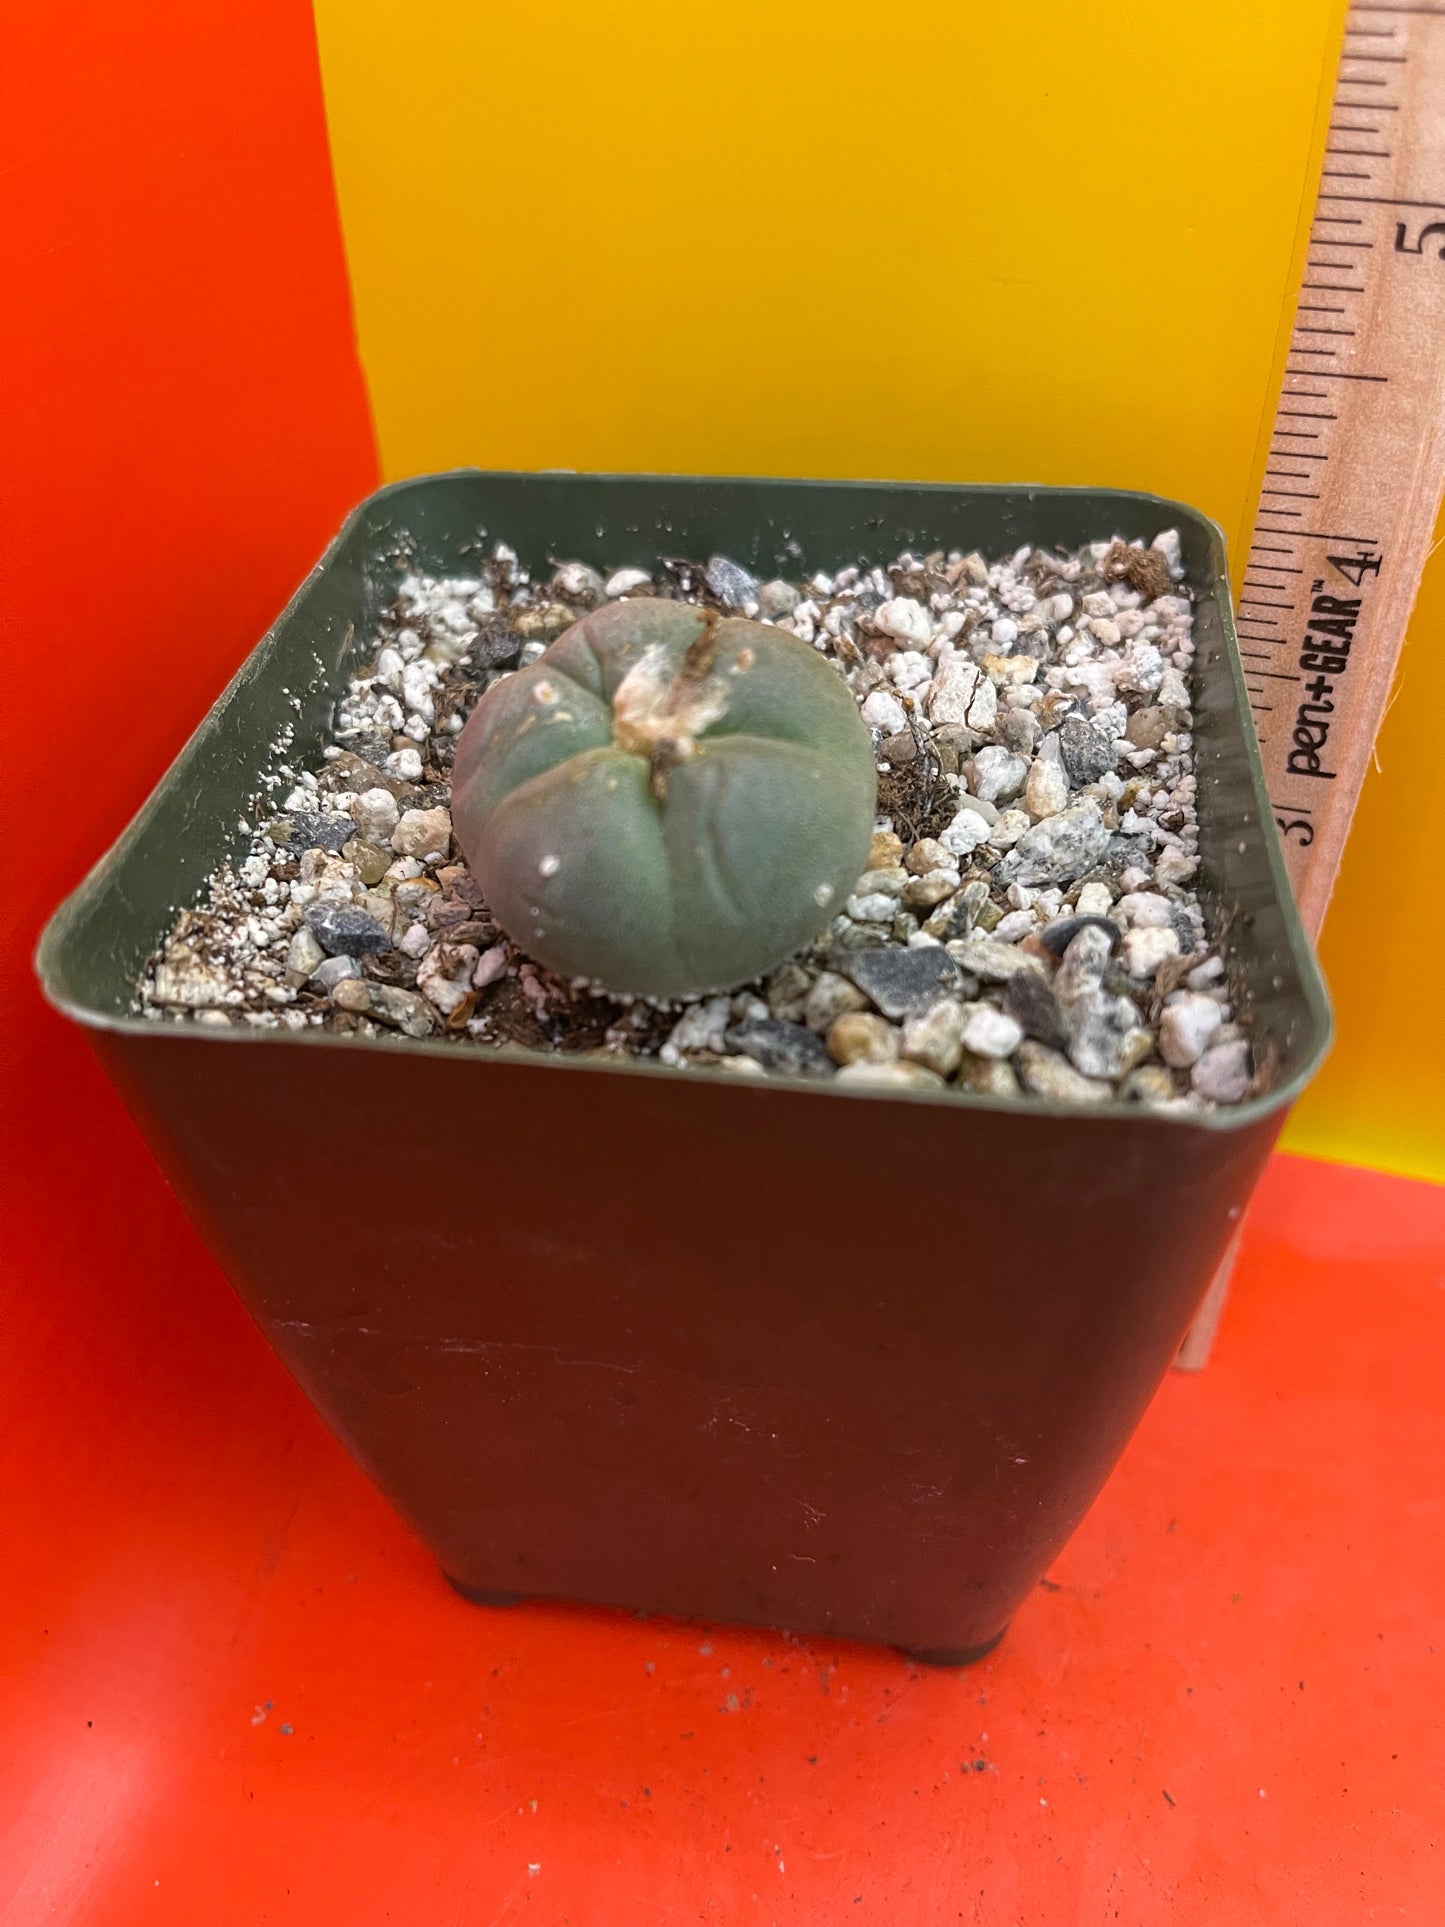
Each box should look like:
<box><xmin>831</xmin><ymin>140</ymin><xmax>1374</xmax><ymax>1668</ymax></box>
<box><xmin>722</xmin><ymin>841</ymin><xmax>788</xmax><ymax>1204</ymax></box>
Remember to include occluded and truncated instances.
<box><xmin>446</xmin><ymin>1577</ymin><xmax>527</xmax><ymax>1609</ymax></box>
<box><xmin>903</xmin><ymin>1624</ymin><xmax>1008</xmax><ymax>1667</ymax></box>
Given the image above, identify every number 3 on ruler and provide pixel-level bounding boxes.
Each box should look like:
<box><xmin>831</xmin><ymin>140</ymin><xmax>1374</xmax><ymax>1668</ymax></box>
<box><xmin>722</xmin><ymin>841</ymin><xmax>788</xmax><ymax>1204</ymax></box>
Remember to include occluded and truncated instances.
<box><xmin>1394</xmin><ymin>220</ymin><xmax>1445</xmax><ymax>259</ymax></box>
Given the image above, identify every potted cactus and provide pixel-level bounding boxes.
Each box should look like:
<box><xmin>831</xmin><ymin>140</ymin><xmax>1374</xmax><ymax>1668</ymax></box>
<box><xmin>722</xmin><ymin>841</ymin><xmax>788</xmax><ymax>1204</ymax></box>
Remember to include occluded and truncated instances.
<box><xmin>452</xmin><ymin>597</ymin><xmax>877</xmax><ymax>1000</ymax></box>
<box><xmin>36</xmin><ymin>471</ymin><xmax>1328</xmax><ymax>1662</ymax></box>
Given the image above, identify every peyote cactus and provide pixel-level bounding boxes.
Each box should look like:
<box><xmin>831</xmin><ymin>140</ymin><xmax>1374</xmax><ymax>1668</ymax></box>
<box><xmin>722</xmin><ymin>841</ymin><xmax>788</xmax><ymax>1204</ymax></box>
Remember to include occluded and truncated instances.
<box><xmin>451</xmin><ymin>596</ymin><xmax>877</xmax><ymax>999</ymax></box>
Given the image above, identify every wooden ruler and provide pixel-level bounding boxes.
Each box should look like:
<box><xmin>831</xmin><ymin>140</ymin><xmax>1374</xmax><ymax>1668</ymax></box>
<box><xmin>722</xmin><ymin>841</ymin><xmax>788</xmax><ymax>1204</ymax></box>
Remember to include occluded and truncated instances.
<box><xmin>1240</xmin><ymin>0</ymin><xmax>1445</xmax><ymax>939</ymax></box>
<box><xmin>1180</xmin><ymin>1</ymin><xmax>1445</xmax><ymax>1370</ymax></box>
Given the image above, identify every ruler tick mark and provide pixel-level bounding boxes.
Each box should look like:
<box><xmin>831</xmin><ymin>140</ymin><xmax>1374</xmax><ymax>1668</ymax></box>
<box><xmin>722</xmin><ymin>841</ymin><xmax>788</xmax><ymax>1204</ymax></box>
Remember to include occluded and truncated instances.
<box><xmin>1318</xmin><ymin>192</ymin><xmax>1445</xmax><ymax>208</ymax></box>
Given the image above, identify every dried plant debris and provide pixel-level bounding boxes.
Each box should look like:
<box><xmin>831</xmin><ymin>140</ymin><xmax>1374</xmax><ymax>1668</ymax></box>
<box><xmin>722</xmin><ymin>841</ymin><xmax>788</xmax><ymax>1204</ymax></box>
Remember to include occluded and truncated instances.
<box><xmin>139</xmin><ymin>533</ymin><xmax>1259</xmax><ymax>1112</ymax></box>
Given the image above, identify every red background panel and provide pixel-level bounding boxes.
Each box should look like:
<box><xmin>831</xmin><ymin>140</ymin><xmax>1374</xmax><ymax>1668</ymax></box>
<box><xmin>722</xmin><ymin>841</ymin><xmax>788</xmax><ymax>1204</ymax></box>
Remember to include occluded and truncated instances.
<box><xmin>2</xmin><ymin>1155</ymin><xmax>1440</xmax><ymax>1924</ymax></box>
<box><xmin>0</xmin><ymin>0</ymin><xmax>378</xmax><ymax>1284</ymax></box>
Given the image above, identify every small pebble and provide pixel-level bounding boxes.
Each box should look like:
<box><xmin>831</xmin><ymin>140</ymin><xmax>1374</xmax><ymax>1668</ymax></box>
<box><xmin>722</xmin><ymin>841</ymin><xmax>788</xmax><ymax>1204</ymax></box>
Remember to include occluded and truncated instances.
<box><xmin>861</xmin><ymin>689</ymin><xmax>907</xmax><ymax>734</ymax></box>
<box><xmin>725</xmin><ymin>1018</ymin><xmax>834</xmax><ymax>1079</ymax></box>
<box><xmin>1002</xmin><ymin>969</ymin><xmax>1067</xmax><ymax>1049</ymax></box>
<box><xmin>310</xmin><ymin>954</ymin><xmax>362</xmax><ymax>992</ymax></box>
<box><xmin>605</xmin><ymin>567</ymin><xmax>652</xmax><ymax>598</ymax></box>
<box><xmin>1120</xmin><ymin>925</ymin><xmax>1182</xmax><ymax>978</ymax></box>
<box><xmin>1024</xmin><ymin>755</ymin><xmax>1070</xmax><ymax>822</ymax></box>
<box><xmin>285</xmin><ymin>926</ymin><xmax>325</xmax><ymax>985</ymax></box>
<box><xmin>1016</xmin><ymin>1042</ymin><xmax>1113</xmax><ymax>1106</ymax></box>
<box><xmin>939</xmin><ymin>808</ymin><xmax>992</xmax><ymax>859</ymax></box>
<box><xmin>840</xmin><ymin>945</ymin><xmax>962</xmax><ymax>1020</ymax></box>
<box><xmin>331</xmin><ymin>978</ymin><xmax>435</xmax><ymax>1038</ymax></box>
<box><xmin>833</xmin><ymin>1059</ymin><xmax>946</xmax><ymax>1093</ymax></box>
<box><xmin>971</xmin><ymin>746</ymin><xmax>1028</xmax><ymax>806</ymax></box>
<box><xmin>804</xmin><ymin>971</ymin><xmax>869</xmax><ymax>1033</ymax></box>
<box><xmin>1121</xmin><ymin>1065</ymin><xmax>1178</xmax><ymax>1104</ymax></box>
<box><xmin>304</xmin><ymin>901</ymin><xmax>393</xmax><ymax>957</ymax></box>
<box><xmin>961</xmin><ymin>1005</ymin><xmax>1023</xmax><ymax>1060</ymax></box>
<box><xmin>1161</xmin><ymin>994</ymin><xmax>1226</xmax><ymax>1069</ymax></box>
<box><xmin>1191</xmin><ymin>1037</ymin><xmax>1252</xmax><ymax>1103</ymax></box>
<box><xmin>282</xmin><ymin>811</ymin><xmax>355</xmax><ymax>855</ymax></box>
<box><xmin>391</xmin><ymin>806</ymin><xmax>452</xmax><ymax>860</ymax></box>
<box><xmin>827</xmin><ymin>1011</ymin><xmax>900</xmax><ymax>1066</ymax></box>
<box><xmin>705</xmin><ymin>555</ymin><xmax>759</xmax><ymax>611</ymax></box>
<box><xmin>946</xmin><ymin>937</ymin><xmax>1044</xmax><ymax>984</ymax></box>
<box><xmin>997</xmin><ymin>801</ymin><xmax>1111</xmax><ymax>887</ymax></box>
<box><xmin>351</xmin><ymin>787</ymin><xmax>400</xmax><ymax>841</ymax></box>
<box><xmin>899</xmin><ymin>998</ymin><xmax>969</xmax><ymax>1078</ymax></box>
<box><xmin>473</xmin><ymin>943</ymin><xmax>509</xmax><ymax>989</ymax></box>
<box><xmin>873</xmin><ymin>597</ymin><xmax>932</xmax><ymax>646</ymax></box>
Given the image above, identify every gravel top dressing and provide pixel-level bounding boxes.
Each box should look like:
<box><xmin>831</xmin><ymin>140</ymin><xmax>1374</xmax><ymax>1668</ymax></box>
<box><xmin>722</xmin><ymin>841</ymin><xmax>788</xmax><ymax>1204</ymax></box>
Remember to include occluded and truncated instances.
<box><xmin>139</xmin><ymin>531</ymin><xmax>1260</xmax><ymax>1111</ymax></box>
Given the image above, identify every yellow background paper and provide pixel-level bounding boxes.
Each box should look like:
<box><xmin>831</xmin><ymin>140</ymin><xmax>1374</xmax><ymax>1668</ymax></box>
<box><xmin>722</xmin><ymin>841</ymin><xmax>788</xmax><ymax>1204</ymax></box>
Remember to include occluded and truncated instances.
<box><xmin>314</xmin><ymin>0</ymin><xmax>1443</xmax><ymax>1181</ymax></box>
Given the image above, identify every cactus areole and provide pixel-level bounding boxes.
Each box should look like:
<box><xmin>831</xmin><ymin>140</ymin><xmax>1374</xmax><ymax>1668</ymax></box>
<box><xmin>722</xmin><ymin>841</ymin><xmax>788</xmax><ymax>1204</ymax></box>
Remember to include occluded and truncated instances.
<box><xmin>451</xmin><ymin>598</ymin><xmax>877</xmax><ymax>999</ymax></box>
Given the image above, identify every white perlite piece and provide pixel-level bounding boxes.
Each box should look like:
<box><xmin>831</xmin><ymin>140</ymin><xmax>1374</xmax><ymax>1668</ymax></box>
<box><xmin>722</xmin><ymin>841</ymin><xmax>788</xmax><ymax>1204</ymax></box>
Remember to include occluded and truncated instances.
<box><xmin>140</xmin><ymin>529</ymin><xmax>1251</xmax><ymax>1111</ymax></box>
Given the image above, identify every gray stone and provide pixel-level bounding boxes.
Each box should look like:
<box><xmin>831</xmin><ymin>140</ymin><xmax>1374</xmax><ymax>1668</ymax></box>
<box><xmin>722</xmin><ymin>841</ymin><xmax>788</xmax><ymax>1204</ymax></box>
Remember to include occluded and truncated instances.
<box><xmin>1017</xmin><ymin>1041</ymin><xmax>1113</xmax><ymax>1106</ymax></box>
<box><xmin>757</xmin><ymin>578</ymin><xmax>801</xmax><ymax>620</ymax></box>
<box><xmin>331</xmin><ymin>977</ymin><xmax>435</xmax><ymax>1038</ymax></box>
<box><xmin>839</xmin><ymin>944</ymin><xmax>963</xmax><ymax>1019</ymax></box>
<box><xmin>1066</xmin><ymin>987</ymin><xmax>1151</xmax><ymax>1080</ymax></box>
<box><xmin>281</xmin><ymin>811</ymin><xmax>354</xmax><ymax>854</ymax></box>
<box><xmin>1037</xmin><ymin>914</ymin><xmax>1121</xmax><ymax>957</ymax></box>
<box><xmin>1000</xmin><ymin>707</ymin><xmax>1041</xmax><ymax>757</ymax></box>
<box><xmin>310</xmin><ymin>953</ymin><xmax>362</xmax><ymax>992</ymax></box>
<box><xmin>997</xmin><ymin>801</ymin><xmax>1111</xmax><ymax>887</ymax></box>
<box><xmin>1002</xmin><ymin>968</ymin><xmax>1068</xmax><ymax>1049</ymax></box>
<box><xmin>1057</xmin><ymin>715</ymin><xmax>1117</xmax><ymax>786</ymax></box>
<box><xmin>1052</xmin><ymin>924</ymin><xmax>1113</xmax><ymax>1004</ymax></box>
<box><xmin>705</xmin><ymin>555</ymin><xmax>760</xmax><ymax>610</ymax></box>
<box><xmin>880</xmin><ymin>729</ymin><xmax>918</xmax><ymax>765</ymax></box>
<box><xmin>304</xmin><ymin>900</ymin><xmax>394</xmax><ymax>957</ymax></box>
<box><xmin>471</xmin><ymin>616</ymin><xmax>523</xmax><ymax>669</ymax></box>
<box><xmin>724</xmin><ymin>1018</ymin><xmax>834</xmax><ymax>1078</ymax></box>
<box><xmin>341</xmin><ymin>727</ymin><xmax>395</xmax><ymax>767</ymax></box>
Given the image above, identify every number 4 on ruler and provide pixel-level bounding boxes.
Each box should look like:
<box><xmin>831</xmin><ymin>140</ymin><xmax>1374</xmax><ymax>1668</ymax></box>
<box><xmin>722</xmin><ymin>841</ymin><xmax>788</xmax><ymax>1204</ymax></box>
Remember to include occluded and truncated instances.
<box><xmin>1180</xmin><ymin>0</ymin><xmax>1445</xmax><ymax>1369</ymax></box>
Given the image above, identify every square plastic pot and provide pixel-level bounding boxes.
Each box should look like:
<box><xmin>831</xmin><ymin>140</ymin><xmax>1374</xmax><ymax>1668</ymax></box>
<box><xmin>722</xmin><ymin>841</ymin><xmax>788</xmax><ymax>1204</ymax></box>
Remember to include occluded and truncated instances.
<box><xmin>37</xmin><ymin>472</ymin><xmax>1330</xmax><ymax>1663</ymax></box>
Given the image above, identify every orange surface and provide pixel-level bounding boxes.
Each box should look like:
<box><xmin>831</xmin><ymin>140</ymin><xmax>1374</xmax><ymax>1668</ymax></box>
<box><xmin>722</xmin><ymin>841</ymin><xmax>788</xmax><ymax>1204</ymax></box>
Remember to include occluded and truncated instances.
<box><xmin>2</xmin><ymin>1154</ymin><xmax>1440</xmax><ymax>1923</ymax></box>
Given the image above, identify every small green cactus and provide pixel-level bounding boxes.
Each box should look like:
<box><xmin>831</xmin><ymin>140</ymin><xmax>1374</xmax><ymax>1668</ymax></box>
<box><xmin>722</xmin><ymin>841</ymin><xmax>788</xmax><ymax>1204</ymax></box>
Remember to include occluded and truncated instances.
<box><xmin>451</xmin><ymin>597</ymin><xmax>877</xmax><ymax>999</ymax></box>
